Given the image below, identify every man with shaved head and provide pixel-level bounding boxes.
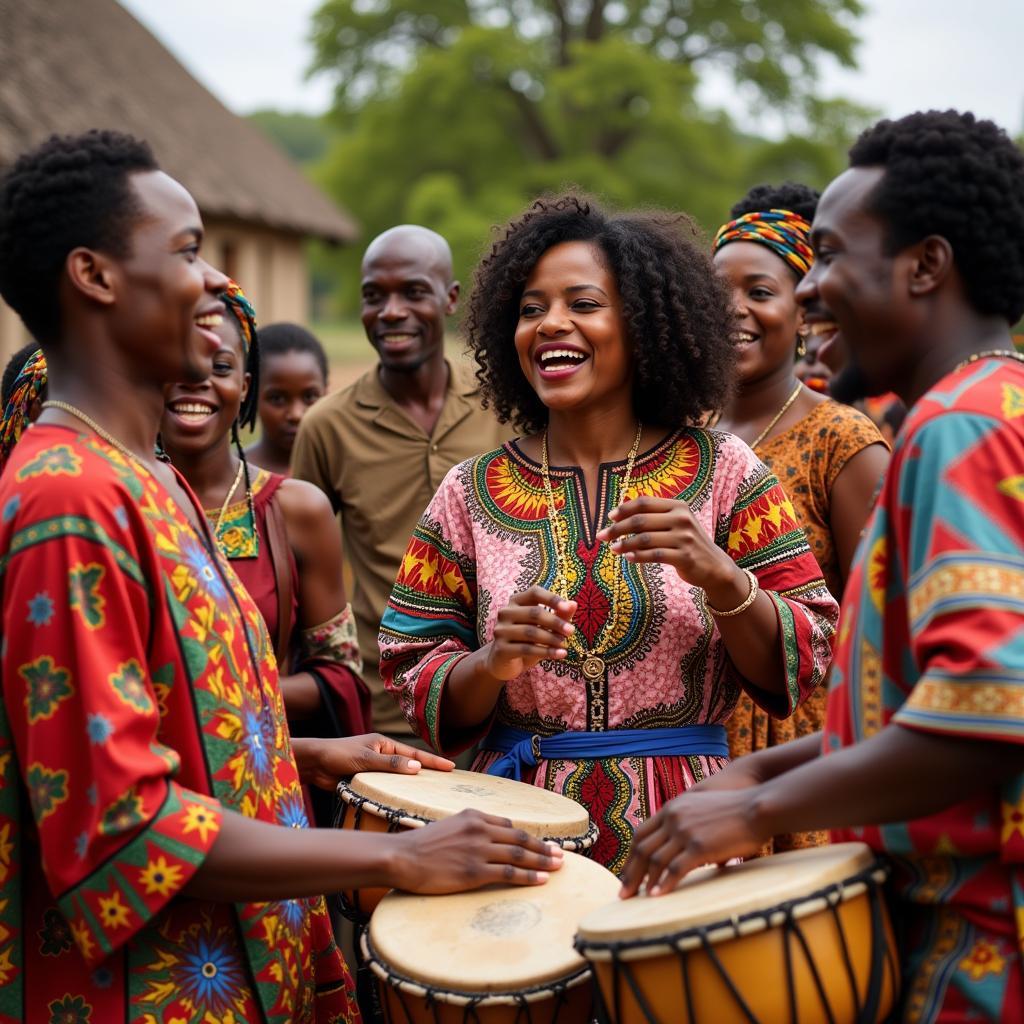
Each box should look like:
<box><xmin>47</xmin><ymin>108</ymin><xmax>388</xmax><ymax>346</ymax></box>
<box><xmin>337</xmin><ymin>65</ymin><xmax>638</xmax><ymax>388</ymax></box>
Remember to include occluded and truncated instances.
<box><xmin>293</xmin><ymin>225</ymin><xmax>509</xmax><ymax>741</ymax></box>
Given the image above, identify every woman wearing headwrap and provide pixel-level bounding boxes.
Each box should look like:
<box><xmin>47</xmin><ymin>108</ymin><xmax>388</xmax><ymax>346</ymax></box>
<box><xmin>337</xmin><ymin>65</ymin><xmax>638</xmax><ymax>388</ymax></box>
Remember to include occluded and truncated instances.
<box><xmin>711</xmin><ymin>183</ymin><xmax>889</xmax><ymax>853</ymax></box>
<box><xmin>159</xmin><ymin>282</ymin><xmax>371</xmax><ymax>827</ymax></box>
<box><xmin>0</xmin><ymin>344</ymin><xmax>47</xmax><ymax>473</ymax></box>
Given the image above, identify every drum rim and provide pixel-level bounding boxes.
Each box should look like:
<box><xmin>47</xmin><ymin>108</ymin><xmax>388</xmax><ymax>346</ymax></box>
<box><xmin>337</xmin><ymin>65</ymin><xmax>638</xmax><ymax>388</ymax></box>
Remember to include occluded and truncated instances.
<box><xmin>337</xmin><ymin>780</ymin><xmax>599</xmax><ymax>850</ymax></box>
<box><xmin>575</xmin><ymin>861</ymin><xmax>890</xmax><ymax>960</ymax></box>
<box><xmin>360</xmin><ymin>927</ymin><xmax>593</xmax><ymax>1006</ymax></box>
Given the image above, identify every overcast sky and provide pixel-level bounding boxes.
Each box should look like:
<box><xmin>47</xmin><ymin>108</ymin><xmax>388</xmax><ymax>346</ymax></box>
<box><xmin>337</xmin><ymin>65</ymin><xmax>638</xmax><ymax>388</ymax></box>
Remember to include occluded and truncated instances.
<box><xmin>120</xmin><ymin>0</ymin><xmax>1024</xmax><ymax>135</ymax></box>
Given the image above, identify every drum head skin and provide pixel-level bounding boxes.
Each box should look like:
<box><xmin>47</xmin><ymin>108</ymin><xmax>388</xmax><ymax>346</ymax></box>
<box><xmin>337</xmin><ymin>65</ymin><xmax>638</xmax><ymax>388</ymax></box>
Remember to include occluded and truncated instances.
<box><xmin>578</xmin><ymin>842</ymin><xmax>878</xmax><ymax>946</ymax></box>
<box><xmin>347</xmin><ymin>768</ymin><xmax>592</xmax><ymax>840</ymax></box>
<box><xmin>369</xmin><ymin>852</ymin><xmax>620</xmax><ymax>992</ymax></box>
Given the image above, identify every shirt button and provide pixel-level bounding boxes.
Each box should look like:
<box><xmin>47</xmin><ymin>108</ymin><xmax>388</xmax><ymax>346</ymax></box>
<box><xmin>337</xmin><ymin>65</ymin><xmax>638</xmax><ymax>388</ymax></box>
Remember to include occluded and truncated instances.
<box><xmin>431</xmin><ymin>444</ymin><xmax>438</xmax><ymax>452</ymax></box>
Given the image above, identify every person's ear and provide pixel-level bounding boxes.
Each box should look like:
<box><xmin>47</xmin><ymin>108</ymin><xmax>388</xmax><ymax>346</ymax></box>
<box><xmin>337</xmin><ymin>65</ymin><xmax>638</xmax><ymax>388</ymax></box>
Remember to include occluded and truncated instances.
<box><xmin>446</xmin><ymin>281</ymin><xmax>460</xmax><ymax>317</ymax></box>
<box><xmin>65</xmin><ymin>247</ymin><xmax>117</xmax><ymax>307</ymax></box>
<box><xmin>241</xmin><ymin>370</ymin><xmax>251</xmax><ymax>404</ymax></box>
<box><xmin>908</xmin><ymin>235</ymin><xmax>953</xmax><ymax>298</ymax></box>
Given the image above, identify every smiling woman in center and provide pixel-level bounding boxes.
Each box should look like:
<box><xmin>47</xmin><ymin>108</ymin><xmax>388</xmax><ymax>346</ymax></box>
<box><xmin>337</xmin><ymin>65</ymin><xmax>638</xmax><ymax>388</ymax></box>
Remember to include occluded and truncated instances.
<box><xmin>379</xmin><ymin>193</ymin><xmax>839</xmax><ymax>873</ymax></box>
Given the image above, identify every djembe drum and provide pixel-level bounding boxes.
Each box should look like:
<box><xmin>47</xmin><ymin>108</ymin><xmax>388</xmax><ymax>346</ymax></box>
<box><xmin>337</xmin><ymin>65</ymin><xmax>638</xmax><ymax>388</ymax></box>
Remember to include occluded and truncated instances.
<box><xmin>362</xmin><ymin>851</ymin><xmax>620</xmax><ymax>1023</ymax></box>
<box><xmin>334</xmin><ymin>768</ymin><xmax>599</xmax><ymax>919</ymax></box>
<box><xmin>575</xmin><ymin>842</ymin><xmax>899</xmax><ymax>1023</ymax></box>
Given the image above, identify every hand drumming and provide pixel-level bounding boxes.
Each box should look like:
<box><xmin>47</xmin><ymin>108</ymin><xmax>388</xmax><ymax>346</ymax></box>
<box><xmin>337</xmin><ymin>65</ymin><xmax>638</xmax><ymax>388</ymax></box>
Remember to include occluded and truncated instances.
<box><xmin>390</xmin><ymin>809</ymin><xmax>565</xmax><ymax>892</ymax></box>
<box><xmin>293</xmin><ymin>734</ymin><xmax>456</xmax><ymax>790</ymax></box>
<box><xmin>618</xmin><ymin>787</ymin><xmax>767</xmax><ymax>898</ymax></box>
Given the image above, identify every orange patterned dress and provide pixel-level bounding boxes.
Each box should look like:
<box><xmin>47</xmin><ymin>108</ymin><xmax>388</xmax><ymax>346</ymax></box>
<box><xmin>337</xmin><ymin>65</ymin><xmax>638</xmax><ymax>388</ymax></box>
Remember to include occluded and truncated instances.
<box><xmin>725</xmin><ymin>399</ymin><xmax>886</xmax><ymax>852</ymax></box>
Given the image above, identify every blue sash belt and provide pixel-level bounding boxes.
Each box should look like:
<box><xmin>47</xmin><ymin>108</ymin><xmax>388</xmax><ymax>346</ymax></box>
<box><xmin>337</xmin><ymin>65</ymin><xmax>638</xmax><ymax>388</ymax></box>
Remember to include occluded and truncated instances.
<box><xmin>482</xmin><ymin>724</ymin><xmax>729</xmax><ymax>782</ymax></box>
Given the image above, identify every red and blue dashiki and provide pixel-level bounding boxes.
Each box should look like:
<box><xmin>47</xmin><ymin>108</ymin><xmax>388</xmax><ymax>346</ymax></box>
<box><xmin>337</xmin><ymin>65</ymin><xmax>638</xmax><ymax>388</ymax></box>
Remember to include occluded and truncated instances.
<box><xmin>0</xmin><ymin>425</ymin><xmax>359</xmax><ymax>1024</ymax></box>
<box><xmin>826</xmin><ymin>357</ymin><xmax>1024</xmax><ymax>1021</ymax></box>
<box><xmin>381</xmin><ymin>429</ymin><xmax>838</xmax><ymax>872</ymax></box>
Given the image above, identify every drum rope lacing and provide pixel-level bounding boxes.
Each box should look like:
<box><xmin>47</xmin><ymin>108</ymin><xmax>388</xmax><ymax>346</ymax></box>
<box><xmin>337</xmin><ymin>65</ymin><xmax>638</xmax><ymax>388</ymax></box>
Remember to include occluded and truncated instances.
<box><xmin>333</xmin><ymin>782</ymin><xmax>602</xmax><ymax>846</ymax></box>
<box><xmin>578</xmin><ymin>861</ymin><xmax>898</xmax><ymax>1024</ymax></box>
<box><xmin>362</xmin><ymin>928</ymin><xmax>588</xmax><ymax>1023</ymax></box>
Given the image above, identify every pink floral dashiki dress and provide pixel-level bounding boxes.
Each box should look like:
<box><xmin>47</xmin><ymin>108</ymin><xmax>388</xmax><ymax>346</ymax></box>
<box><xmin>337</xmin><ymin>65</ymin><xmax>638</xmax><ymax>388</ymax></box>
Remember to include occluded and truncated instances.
<box><xmin>380</xmin><ymin>428</ymin><xmax>838</xmax><ymax>872</ymax></box>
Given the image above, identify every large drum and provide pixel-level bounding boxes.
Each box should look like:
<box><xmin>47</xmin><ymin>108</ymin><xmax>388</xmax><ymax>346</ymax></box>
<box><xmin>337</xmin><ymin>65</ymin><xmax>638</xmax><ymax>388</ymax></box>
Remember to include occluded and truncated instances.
<box><xmin>335</xmin><ymin>768</ymin><xmax>598</xmax><ymax>919</ymax></box>
<box><xmin>575</xmin><ymin>842</ymin><xmax>899</xmax><ymax>1024</ymax></box>
<box><xmin>362</xmin><ymin>851</ymin><xmax>620</xmax><ymax>1023</ymax></box>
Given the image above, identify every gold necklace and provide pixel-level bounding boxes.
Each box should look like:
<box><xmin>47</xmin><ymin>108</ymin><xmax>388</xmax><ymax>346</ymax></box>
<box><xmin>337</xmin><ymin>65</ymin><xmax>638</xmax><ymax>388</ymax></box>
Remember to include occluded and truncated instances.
<box><xmin>540</xmin><ymin>422</ymin><xmax>643</xmax><ymax>711</ymax></box>
<box><xmin>213</xmin><ymin>459</ymin><xmax>246</xmax><ymax>536</ymax></box>
<box><xmin>41</xmin><ymin>400</ymin><xmax>148</xmax><ymax>466</ymax></box>
<box><xmin>952</xmin><ymin>349</ymin><xmax>1024</xmax><ymax>374</ymax></box>
<box><xmin>750</xmin><ymin>382</ymin><xmax>803</xmax><ymax>450</ymax></box>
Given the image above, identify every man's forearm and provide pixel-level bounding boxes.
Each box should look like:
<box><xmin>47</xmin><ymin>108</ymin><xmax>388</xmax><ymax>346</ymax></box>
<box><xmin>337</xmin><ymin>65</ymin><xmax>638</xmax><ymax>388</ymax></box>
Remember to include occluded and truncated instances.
<box><xmin>751</xmin><ymin>724</ymin><xmax>1024</xmax><ymax>839</ymax></box>
<box><xmin>184</xmin><ymin>809</ymin><xmax>399</xmax><ymax>901</ymax></box>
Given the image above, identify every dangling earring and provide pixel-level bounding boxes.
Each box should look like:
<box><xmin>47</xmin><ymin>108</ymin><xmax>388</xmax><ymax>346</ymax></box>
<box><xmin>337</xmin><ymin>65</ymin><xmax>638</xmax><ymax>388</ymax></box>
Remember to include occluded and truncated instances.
<box><xmin>796</xmin><ymin>326</ymin><xmax>809</xmax><ymax>360</ymax></box>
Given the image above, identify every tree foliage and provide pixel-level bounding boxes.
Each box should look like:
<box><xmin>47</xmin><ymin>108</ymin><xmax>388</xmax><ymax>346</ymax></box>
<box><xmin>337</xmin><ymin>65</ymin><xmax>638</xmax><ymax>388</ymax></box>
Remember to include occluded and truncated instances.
<box><xmin>305</xmin><ymin>0</ymin><xmax>872</xmax><ymax>313</ymax></box>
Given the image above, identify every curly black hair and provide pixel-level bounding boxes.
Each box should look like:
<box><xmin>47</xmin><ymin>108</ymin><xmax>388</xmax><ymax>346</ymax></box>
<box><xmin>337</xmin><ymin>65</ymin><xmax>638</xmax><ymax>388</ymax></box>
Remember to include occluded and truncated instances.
<box><xmin>466</xmin><ymin>193</ymin><xmax>736</xmax><ymax>434</ymax></box>
<box><xmin>729</xmin><ymin>181</ymin><xmax>820</xmax><ymax>225</ymax></box>
<box><xmin>259</xmin><ymin>323</ymin><xmax>329</xmax><ymax>384</ymax></box>
<box><xmin>0</xmin><ymin>130</ymin><xmax>158</xmax><ymax>345</ymax></box>
<box><xmin>849</xmin><ymin>110</ymin><xmax>1024</xmax><ymax>323</ymax></box>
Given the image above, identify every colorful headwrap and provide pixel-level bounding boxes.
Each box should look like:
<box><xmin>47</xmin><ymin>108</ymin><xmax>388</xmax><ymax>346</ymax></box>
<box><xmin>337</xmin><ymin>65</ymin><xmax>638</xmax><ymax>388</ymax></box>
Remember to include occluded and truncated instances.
<box><xmin>0</xmin><ymin>347</ymin><xmax>47</xmax><ymax>472</ymax></box>
<box><xmin>219</xmin><ymin>279</ymin><xmax>259</xmax><ymax>432</ymax></box>
<box><xmin>713</xmin><ymin>208</ymin><xmax>814</xmax><ymax>278</ymax></box>
<box><xmin>222</xmin><ymin>279</ymin><xmax>257</xmax><ymax>357</ymax></box>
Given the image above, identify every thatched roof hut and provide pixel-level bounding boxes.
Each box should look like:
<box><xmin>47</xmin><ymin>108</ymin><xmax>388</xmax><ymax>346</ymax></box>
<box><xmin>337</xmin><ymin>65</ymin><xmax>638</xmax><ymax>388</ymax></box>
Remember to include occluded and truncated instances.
<box><xmin>0</xmin><ymin>0</ymin><xmax>357</xmax><ymax>357</ymax></box>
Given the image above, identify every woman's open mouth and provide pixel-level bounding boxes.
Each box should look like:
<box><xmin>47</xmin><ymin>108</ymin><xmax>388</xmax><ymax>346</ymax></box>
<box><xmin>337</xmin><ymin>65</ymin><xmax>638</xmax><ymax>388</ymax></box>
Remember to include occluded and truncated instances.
<box><xmin>733</xmin><ymin>329</ymin><xmax>759</xmax><ymax>345</ymax></box>
<box><xmin>535</xmin><ymin>345</ymin><xmax>589</xmax><ymax>380</ymax></box>
<box><xmin>165</xmin><ymin>399</ymin><xmax>218</xmax><ymax>428</ymax></box>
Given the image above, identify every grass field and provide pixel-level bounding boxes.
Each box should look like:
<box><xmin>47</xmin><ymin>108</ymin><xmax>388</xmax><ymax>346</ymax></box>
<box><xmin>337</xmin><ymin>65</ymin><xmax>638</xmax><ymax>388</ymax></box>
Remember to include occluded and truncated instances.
<box><xmin>312</xmin><ymin>321</ymin><xmax>375</xmax><ymax>391</ymax></box>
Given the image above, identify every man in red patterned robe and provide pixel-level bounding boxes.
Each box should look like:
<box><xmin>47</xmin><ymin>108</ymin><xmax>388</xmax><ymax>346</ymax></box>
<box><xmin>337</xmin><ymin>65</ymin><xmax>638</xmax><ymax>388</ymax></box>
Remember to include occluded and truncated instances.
<box><xmin>622</xmin><ymin>111</ymin><xmax>1024</xmax><ymax>1021</ymax></box>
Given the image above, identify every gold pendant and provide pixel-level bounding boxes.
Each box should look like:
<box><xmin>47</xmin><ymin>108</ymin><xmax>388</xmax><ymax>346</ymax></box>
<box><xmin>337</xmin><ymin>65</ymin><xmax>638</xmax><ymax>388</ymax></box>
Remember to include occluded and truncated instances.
<box><xmin>582</xmin><ymin>655</ymin><xmax>606</xmax><ymax>681</ymax></box>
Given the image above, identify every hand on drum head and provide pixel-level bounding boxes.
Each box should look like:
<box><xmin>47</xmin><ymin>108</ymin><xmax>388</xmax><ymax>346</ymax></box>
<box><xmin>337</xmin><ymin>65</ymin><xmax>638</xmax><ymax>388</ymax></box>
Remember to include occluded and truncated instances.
<box><xmin>389</xmin><ymin>809</ymin><xmax>564</xmax><ymax>893</ymax></box>
<box><xmin>618</xmin><ymin>789</ymin><xmax>766</xmax><ymax>899</ymax></box>
<box><xmin>292</xmin><ymin>734</ymin><xmax>456</xmax><ymax>790</ymax></box>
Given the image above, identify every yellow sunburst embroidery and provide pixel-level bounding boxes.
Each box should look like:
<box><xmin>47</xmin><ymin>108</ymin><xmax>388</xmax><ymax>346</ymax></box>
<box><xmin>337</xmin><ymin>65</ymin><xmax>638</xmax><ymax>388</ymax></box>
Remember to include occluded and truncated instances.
<box><xmin>488</xmin><ymin>459</ymin><xmax>551</xmax><ymax>519</ymax></box>
<box><xmin>97</xmin><ymin>890</ymin><xmax>132</xmax><ymax>930</ymax></box>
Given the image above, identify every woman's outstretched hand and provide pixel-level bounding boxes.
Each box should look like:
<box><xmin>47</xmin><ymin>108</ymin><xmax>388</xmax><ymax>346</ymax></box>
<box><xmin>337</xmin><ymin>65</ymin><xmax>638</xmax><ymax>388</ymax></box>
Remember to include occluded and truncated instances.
<box><xmin>293</xmin><ymin>734</ymin><xmax>455</xmax><ymax>790</ymax></box>
<box><xmin>481</xmin><ymin>585</ymin><xmax>577</xmax><ymax>681</ymax></box>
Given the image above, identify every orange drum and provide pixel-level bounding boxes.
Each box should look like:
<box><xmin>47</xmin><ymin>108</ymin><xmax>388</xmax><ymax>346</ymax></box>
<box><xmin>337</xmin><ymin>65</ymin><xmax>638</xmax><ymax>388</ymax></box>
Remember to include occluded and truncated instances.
<box><xmin>334</xmin><ymin>768</ymin><xmax>598</xmax><ymax>920</ymax></box>
<box><xmin>362</xmin><ymin>851</ymin><xmax>620</xmax><ymax>1023</ymax></box>
<box><xmin>575</xmin><ymin>843</ymin><xmax>899</xmax><ymax>1024</ymax></box>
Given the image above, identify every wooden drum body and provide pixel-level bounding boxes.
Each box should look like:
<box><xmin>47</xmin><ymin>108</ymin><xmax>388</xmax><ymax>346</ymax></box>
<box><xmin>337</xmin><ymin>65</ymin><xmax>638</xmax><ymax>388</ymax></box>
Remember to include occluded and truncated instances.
<box><xmin>334</xmin><ymin>768</ymin><xmax>598</xmax><ymax>920</ymax></box>
<box><xmin>576</xmin><ymin>843</ymin><xmax>899</xmax><ymax>1024</ymax></box>
<box><xmin>362</xmin><ymin>852</ymin><xmax>620</xmax><ymax>1023</ymax></box>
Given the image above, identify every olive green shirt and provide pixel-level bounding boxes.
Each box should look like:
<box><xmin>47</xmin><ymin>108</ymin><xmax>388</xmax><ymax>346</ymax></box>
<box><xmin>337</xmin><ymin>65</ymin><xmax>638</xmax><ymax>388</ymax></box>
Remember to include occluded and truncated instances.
<box><xmin>291</xmin><ymin>360</ymin><xmax>511</xmax><ymax>736</ymax></box>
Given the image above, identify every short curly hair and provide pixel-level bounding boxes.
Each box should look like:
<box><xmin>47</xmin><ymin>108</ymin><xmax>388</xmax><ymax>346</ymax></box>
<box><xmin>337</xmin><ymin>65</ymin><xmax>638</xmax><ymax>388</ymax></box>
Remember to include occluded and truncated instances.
<box><xmin>849</xmin><ymin>110</ymin><xmax>1024</xmax><ymax>324</ymax></box>
<box><xmin>466</xmin><ymin>193</ymin><xmax>736</xmax><ymax>434</ymax></box>
<box><xmin>259</xmin><ymin>323</ymin><xmax>329</xmax><ymax>384</ymax></box>
<box><xmin>730</xmin><ymin>181</ymin><xmax>820</xmax><ymax>225</ymax></box>
<box><xmin>0</xmin><ymin>130</ymin><xmax>158</xmax><ymax>344</ymax></box>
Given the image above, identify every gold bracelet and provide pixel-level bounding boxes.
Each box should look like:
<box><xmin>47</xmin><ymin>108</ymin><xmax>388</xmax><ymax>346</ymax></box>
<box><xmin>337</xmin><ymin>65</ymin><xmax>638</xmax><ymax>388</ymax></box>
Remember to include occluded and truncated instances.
<box><xmin>703</xmin><ymin>568</ymin><xmax>759</xmax><ymax>617</ymax></box>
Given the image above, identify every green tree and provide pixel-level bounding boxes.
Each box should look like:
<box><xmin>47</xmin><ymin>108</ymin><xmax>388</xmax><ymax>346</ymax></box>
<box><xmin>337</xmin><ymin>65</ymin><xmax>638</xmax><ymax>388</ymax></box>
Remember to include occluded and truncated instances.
<box><xmin>307</xmin><ymin>0</ymin><xmax>869</xmax><ymax>313</ymax></box>
<box><xmin>248</xmin><ymin>110</ymin><xmax>333</xmax><ymax>165</ymax></box>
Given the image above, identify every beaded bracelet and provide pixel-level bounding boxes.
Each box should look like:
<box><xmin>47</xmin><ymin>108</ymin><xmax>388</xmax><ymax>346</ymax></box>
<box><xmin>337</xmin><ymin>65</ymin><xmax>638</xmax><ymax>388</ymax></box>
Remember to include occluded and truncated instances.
<box><xmin>703</xmin><ymin>568</ymin><xmax>759</xmax><ymax>618</ymax></box>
